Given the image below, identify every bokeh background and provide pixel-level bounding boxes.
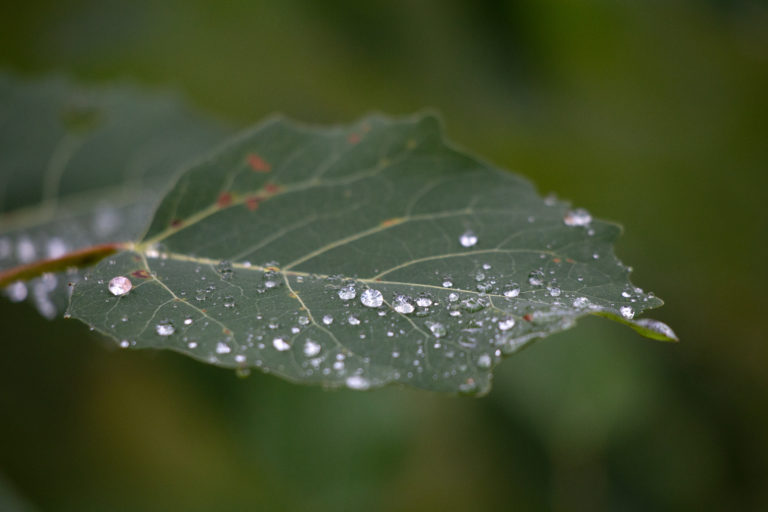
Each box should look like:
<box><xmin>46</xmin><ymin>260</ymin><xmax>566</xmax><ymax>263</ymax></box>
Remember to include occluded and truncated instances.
<box><xmin>1</xmin><ymin>0</ymin><xmax>767</xmax><ymax>510</ymax></box>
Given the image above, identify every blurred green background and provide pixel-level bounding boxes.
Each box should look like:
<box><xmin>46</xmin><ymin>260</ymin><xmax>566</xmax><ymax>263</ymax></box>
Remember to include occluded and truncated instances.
<box><xmin>1</xmin><ymin>0</ymin><xmax>767</xmax><ymax>510</ymax></box>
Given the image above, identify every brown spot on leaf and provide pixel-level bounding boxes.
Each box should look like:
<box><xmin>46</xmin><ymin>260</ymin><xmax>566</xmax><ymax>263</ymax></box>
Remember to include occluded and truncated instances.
<box><xmin>264</xmin><ymin>183</ymin><xmax>281</xmax><ymax>194</ymax></box>
<box><xmin>553</xmin><ymin>257</ymin><xmax>561</xmax><ymax>263</ymax></box>
<box><xmin>217</xmin><ymin>192</ymin><xmax>232</xmax><ymax>208</ymax></box>
<box><xmin>247</xmin><ymin>153</ymin><xmax>271</xmax><ymax>172</ymax></box>
<box><xmin>171</xmin><ymin>219</ymin><xmax>183</xmax><ymax>228</ymax></box>
<box><xmin>347</xmin><ymin>133</ymin><xmax>361</xmax><ymax>144</ymax></box>
<box><xmin>245</xmin><ymin>196</ymin><xmax>261</xmax><ymax>211</ymax></box>
<box><xmin>131</xmin><ymin>270</ymin><xmax>150</xmax><ymax>279</ymax></box>
<box><xmin>523</xmin><ymin>314</ymin><xmax>533</xmax><ymax>322</ymax></box>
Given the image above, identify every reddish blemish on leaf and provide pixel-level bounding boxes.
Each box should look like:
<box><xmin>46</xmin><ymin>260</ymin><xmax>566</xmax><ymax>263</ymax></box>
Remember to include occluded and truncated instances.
<box><xmin>523</xmin><ymin>314</ymin><xmax>533</xmax><ymax>322</ymax></box>
<box><xmin>217</xmin><ymin>192</ymin><xmax>232</xmax><ymax>208</ymax></box>
<box><xmin>347</xmin><ymin>133</ymin><xmax>361</xmax><ymax>144</ymax></box>
<box><xmin>171</xmin><ymin>219</ymin><xmax>183</xmax><ymax>228</ymax></box>
<box><xmin>247</xmin><ymin>153</ymin><xmax>271</xmax><ymax>172</ymax></box>
<box><xmin>265</xmin><ymin>266</ymin><xmax>280</xmax><ymax>272</ymax></box>
<box><xmin>553</xmin><ymin>257</ymin><xmax>561</xmax><ymax>263</ymax></box>
<box><xmin>223</xmin><ymin>328</ymin><xmax>232</xmax><ymax>335</ymax></box>
<box><xmin>245</xmin><ymin>196</ymin><xmax>260</xmax><ymax>211</ymax></box>
<box><xmin>566</xmin><ymin>258</ymin><xmax>576</xmax><ymax>264</ymax></box>
<box><xmin>131</xmin><ymin>270</ymin><xmax>151</xmax><ymax>279</ymax></box>
<box><xmin>264</xmin><ymin>183</ymin><xmax>281</xmax><ymax>194</ymax></box>
<box><xmin>380</xmin><ymin>217</ymin><xmax>403</xmax><ymax>227</ymax></box>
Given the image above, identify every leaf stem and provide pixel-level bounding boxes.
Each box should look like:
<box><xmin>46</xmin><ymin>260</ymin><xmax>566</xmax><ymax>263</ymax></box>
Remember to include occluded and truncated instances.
<box><xmin>0</xmin><ymin>242</ymin><xmax>129</xmax><ymax>287</ymax></box>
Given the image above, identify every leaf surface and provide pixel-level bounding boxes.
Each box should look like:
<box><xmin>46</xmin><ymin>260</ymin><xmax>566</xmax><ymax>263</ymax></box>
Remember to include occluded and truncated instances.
<box><xmin>0</xmin><ymin>73</ymin><xmax>229</xmax><ymax>317</ymax></box>
<box><xmin>68</xmin><ymin>114</ymin><xmax>675</xmax><ymax>394</ymax></box>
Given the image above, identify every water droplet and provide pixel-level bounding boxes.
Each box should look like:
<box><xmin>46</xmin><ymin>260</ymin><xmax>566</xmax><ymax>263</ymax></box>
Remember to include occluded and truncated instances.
<box><xmin>447</xmin><ymin>292</ymin><xmax>459</xmax><ymax>302</ymax></box>
<box><xmin>155</xmin><ymin>321</ymin><xmax>175</xmax><ymax>336</ymax></box>
<box><xmin>459</xmin><ymin>230</ymin><xmax>478</xmax><ymax>247</ymax></box>
<box><xmin>338</xmin><ymin>284</ymin><xmax>356</xmax><ymax>300</ymax></box>
<box><xmin>573</xmin><ymin>297</ymin><xmax>590</xmax><ymax>308</ymax></box>
<box><xmin>273</xmin><ymin>337</ymin><xmax>291</xmax><ymax>351</ymax></box>
<box><xmin>392</xmin><ymin>295</ymin><xmax>415</xmax><ymax>314</ymax></box>
<box><xmin>498</xmin><ymin>317</ymin><xmax>516</xmax><ymax>331</ymax></box>
<box><xmin>460</xmin><ymin>297</ymin><xmax>485</xmax><ymax>313</ymax></box>
<box><xmin>216</xmin><ymin>261</ymin><xmax>233</xmax><ymax>279</ymax></box>
<box><xmin>426</xmin><ymin>321</ymin><xmax>446</xmax><ymax>338</ymax></box>
<box><xmin>184</xmin><ymin>317</ymin><xmax>193</xmax><ymax>325</ymax></box>
<box><xmin>564</xmin><ymin>208</ymin><xmax>592</xmax><ymax>226</ymax></box>
<box><xmin>235</xmin><ymin>354</ymin><xmax>246</xmax><ymax>363</ymax></box>
<box><xmin>620</xmin><ymin>306</ymin><xmax>634</xmax><ymax>319</ymax></box>
<box><xmin>46</xmin><ymin>238</ymin><xmax>67</xmax><ymax>259</ymax></box>
<box><xmin>442</xmin><ymin>276</ymin><xmax>453</xmax><ymax>288</ymax></box>
<box><xmin>322</xmin><ymin>314</ymin><xmax>334</xmax><ymax>325</ymax></box>
<box><xmin>216</xmin><ymin>342</ymin><xmax>231</xmax><ymax>354</ymax></box>
<box><xmin>187</xmin><ymin>341</ymin><xmax>198</xmax><ymax>349</ymax></box>
<box><xmin>223</xmin><ymin>296</ymin><xmax>236</xmax><ymax>308</ymax></box>
<box><xmin>503</xmin><ymin>282</ymin><xmax>520</xmax><ymax>298</ymax></box>
<box><xmin>621</xmin><ymin>291</ymin><xmax>631</xmax><ymax>298</ymax></box>
<box><xmin>108</xmin><ymin>276</ymin><xmax>132</xmax><ymax>296</ymax></box>
<box><xmin>348</xmin><ymin>315</ymin><xmax>361</xmax><ymax>326</ymax></box>
<box><xmin>360</xmin><ymin>288</ymin><xmax>383</xmax><ymax>308</ymax></box>
<box><xmin>7</xmin><ymin>281</ymin><xmax>28</xmax><ymax>302</ymax></box>
<box><xmin>528</xmin><ymin>270</ymin><xmax>544</xmax><ymax>286</ymax></box>
<box><xmin>477</xmin><ymin>354</ymin><xmax>492</xmax><ymax>368</ymax></box>
<box><xmin>549</xmin><ymin>287</ymin><xmax>561</xmax><ymax>297</ymax></box>
<box><xmin>633</xmin><ymin>318</ymin><xmax>678</xmax><ymax>340</ymax></box>
<box><xmin>119</xmin><ymin>340</ymin><xmax>130</xmax><ymax>349</ymax></box>
<box><xmin>346</xmin><ymin>375</ymin><xmax>370</xmax><ymax>390</ymax></box>
<box><xmin>298</xmin><ymin>315</ymin><xmax>310</xmax><ymax>326</ymax></box>
<box><xmin>303</xmin><ymin>339</ymin><xmax>321</xmax><ymax>357</ymax></box>
<box><xmin>16</xmin><ymin>236</ymin><xmax>36</xmax><ymax>263</ymax></box>
<box><xmin>415</xmin><ymin>295</ymin><xmax>433</xmax><ymax>307</ymax></box>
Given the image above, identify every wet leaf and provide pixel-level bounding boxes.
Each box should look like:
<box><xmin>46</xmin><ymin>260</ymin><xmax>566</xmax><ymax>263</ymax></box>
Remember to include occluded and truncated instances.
<box><xmin>0</xmin><ymin>74</ymin><xmax>230</xmax><ymax>317</ymax></box>
<box><xmin>68</xmin><ymin>113</ymin><xmax>675</xmax><ymax>394</ymax></box>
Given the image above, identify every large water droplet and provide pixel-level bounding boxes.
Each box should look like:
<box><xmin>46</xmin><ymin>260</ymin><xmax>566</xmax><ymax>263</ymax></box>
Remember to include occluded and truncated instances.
<box><xmin>338</xmin><ymin>284</ymin><xmax>356</xmax><ymax>300</ymax></box>
<box><xmin>392</xmin><ymin>295</ymin><xmax>415</xmax><ymax>314</ymax></box>
<box><xmin>564</xmin><ymin>208</ymin><xmax>592</xmax><ymax>226</ymax></box>
<box><xmin>360</xmin><ymin>288</ymin><xmax>383</xmax><ymax>308</ymax></box>
<box><xmin>155</xmin><ymin>321</ymin><xmax>175</xmax><ymax>336</ymax></box>
<box><xmin>108</xmin><ymin>276</ymin><xmax>132</xmax><ymax>296</ymax></box>
<box><xmin>459</xmin><ymin>230</ymin><xmax>478</xmax><ymax>248</ymax></box>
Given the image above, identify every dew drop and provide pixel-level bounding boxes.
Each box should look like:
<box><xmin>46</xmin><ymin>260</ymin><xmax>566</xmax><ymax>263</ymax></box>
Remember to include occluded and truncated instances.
<box><xmin>620</xmin><ymin>306</ymin><xmax>635</xmax><ymax>319</ymax></box>
<box><xmin>460</xmin><ymin>297</ymin><xmax>485</xmax><ymax>313</ymax></box>
<box><xmin>549</xmin><ymin>287</ymin><xmax>561</xmax><ymax>297</ymax></box>
<box><xmin>303</xmin><ymin>339</ymin><xmax>321</xmax><ymax>357</ymax></box>
<box><xmin>298</xmin><ymin>315</ymin><xmax>310</xmax><ymax>326</ymax></box>
<box><xmin>528</xmin><ymin>270</ymin><xmax>545</xmax><ymax>286</ymax></box>
<box><xmin>392</xmin><ymin>295</ymin><xmax>415</xmax><ymax>314</ymax></box>
<box><xmin>360</xmin><ymin>288</ymin><xmax>383</xmax><ymax>308</ymax></box>
<box><xmin>426</xmin><ymin>321</ymin><xmax>446</xmax><ymax>338</ymax></box>
<box><xmin>216</xmin><ymin>342</ymin><xmax>231</xmax><ymax>354</ymax></box>
<box><xmin>338</xmin><ymin>284</ymin><xmax>356</xmax><ymax>300</ymax></box>
<box><xmin>235</xmin><ymin>354</ymin><xmax>246</xmax><ymax>363</ymax></box>
<box><xmin>621</xmin><ymin>291</ymin><xmax>631</xmax><ymax>298</ymax></box>
<box><xmin>155</xmin><ymin>321</ymin><xmax>175</xmax><ymax>336</ymax></box>
<box><xmin>564</xmin><ymin>208</ymin><xmax>592</xmax><ymax>226</ymax></box>
<box><xmin>107</xmin><ymin>276</ymin><xmax>132</xmax><ymax>296</ymax></box>
<box><xmin>346</xmin><ymin>375</ymin><xmax>370</xmax><ymax>390</ymax></box>
<box><xmin>573</xmin><ymin>297</ymin><xmax>590</xmax><ymax>308</ymax></box>
<box><xmin>498</xmin><ymin>317</ymin><xmax>516</xmax><ymax>331</ymax></box>
<box><xmin>477</xmin><ymin>354</ymin><xmax>492</xmax><ymax>368</ymax></box>
<box><xmin>272</xmin><ymin>337</ymin><xmax>291</xmax><ymax>351</ymax></box>
<box><xmin>119</xmin><ymin>340</ymin><xmax>130</xmax><ymax>349</ymax></box>
<box><xmin>459</xmin><ymin>230</ymin><xmax>478</xmax><ymax>248</ymax></box>
<box><xmin>184</xmin><ymin>317</ymin><xmax>193</xmax><ymax>325</ymax></box>
<box><xmin>322</xmin><ymin>314</ymin><xmax>334</xmax><ymax>325</ymax></box>
<box><xmin>415</xmin><ymin>295</ymin><xmax>433</xmax><ymax>308</ymax></box>
<box><xmin>503</xmin><ymin>282</ymin><xmax>520</xmax><ymax>298</ymax></box>
<box><xmin>7</xmin><ymin>281</ymin><xmax>28</xmax><ymax>302</ymax></box>
<box><xmin>447</xmin><ymin>292</ymin><xmax>459</xmax><ymax>302</ymax></box>
<box><xmin>348</xmin><ymin>315</ymin><xmax>361</xmax><ymax>326</ymax></box>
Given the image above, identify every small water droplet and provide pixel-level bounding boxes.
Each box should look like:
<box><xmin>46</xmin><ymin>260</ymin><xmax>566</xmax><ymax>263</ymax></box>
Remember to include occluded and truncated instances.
<box><xmin>322</xmin><ymin>314</ymin><xmax>334</xmax><ymax>325</ymax></box>
<box><xmin>184</xmin><ymin>317</ymin><xmax>193</xmax><ymax>325</ymax></box>
<box><xmin>415</xmin><ymin>295</ymin><xmax>433</xmax><ymax>308</ymax></box>
<box><xmin>528</xmin><ymin>270</ymin><xmax>544</xmax><ymax>286</ymax></box>
<box><xmin>621</xmin><ymin>291</ymin><xmax>631</xmax><ymax>298</ymax></box>
<box><xmin>360</xmin><ymin>288</ymin><xmax>383</xmax><ymax>308</ymax></box>
<box><xmin>392</xmin><ymin>295</ymin><xmax>415</xmax><ymax>314</ymax></box>
<box><xmin>498</xmin><ymin>317</ymin><xmax>516</xmax><ymax>331</ymax></box>
<box><xmin>155</xmin><ymin>321</ymin><xmax>175</xmax><ymax>336</ymax></box>
<box><xmin>272</xmin><ymin>337</ymin><xmax>291</xmax><ymax>351</ymax></box>
<box><xmin>549</xmin><ymin>287</ymin><xmax>561</xmax><ymax>297</ymax></box>
<box><xmin>216</xmin><ymin>261</ymin><xmax>233</xmax><ymax>279</ymax></box>
<box><xmin>119</xmin><ymin>340</ymin><xmax>130</xmax><ymax>349</ymax></box>
<box><xmin>503</xmin><ymin>282</ymin><xmax>520</xmax><ymax>298</ymax></box>
<box><xmin>573</xmin><ymin>297</ymin><xmax>590</xmax><ymax>308</ymax></box>
<box><xmin>564</xmin><ymin>208</ymin><xmax>592</xmax><ymax>226</ymax></box>
<box><xmin>459</xmin><ymin>230</ymin><xmax>478</xmax><ymax>248</ymax></box>
<box><xmin>477</xmin><ymin>354</ymin><xmax>492</xmax><ymax>368</ymax></box>
<box><xmin>108</xmin><ymin>276</ymin><xmax>132</xmax><ymax>296</ymax></box>
<box><xmin>620</xmin><ymin>306</ymin><xmax>634</xmax><ymax>319</ymax></box>
<box><xmin>338</xmin><ymin>284</ymin><xmax>356</xmax><ymax>300</ymax></box>
<box><xmin>447</xmin><ymin>292</ymin><xmax>459</xmax><ymax>302</ymax></box>
<box><xmin>7</xmin><ymin>281</ymin><xmax>28</xmax><ymax>302</ymax></box>
<box><xmin>298</xmin><ymin>315</ymin><xmax>310</xmax><ymax>326</ymax></box>
<box><xmin>348</xmin><ymin>315</ymin><xmax>361</xmax><ymax>326</ymax></box>
<box><xmin>235</xmin><ymin>354</ymin><xmax>246</xmax><ymax>363</ymax></box>
<box><xmin>442</xmin><ymin>279</ymin><xmax>453</xmax><ymax>288</ymax></box>
<box><xmin>216</xmin><ymin>342</ymin><xmax>231</xmax><ymax>354</ymax></box>
<box><xmin>303</xmin><ymin>339</ymin><xmax>321</xmax><ymax>357</ymax></box>
<box><xmin>425</xmin><ymin>321</ymin><xmax>446</xmax><ymax>338</ymax></box>
<box><xmin>346</xmin><ymin>375</ymin><xmax>370</xmax><ymax>390</ymax></box>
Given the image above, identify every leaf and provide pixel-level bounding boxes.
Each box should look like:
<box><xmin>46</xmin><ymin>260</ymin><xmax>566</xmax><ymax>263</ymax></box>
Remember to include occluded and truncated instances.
<box><xmin>0</xmin><ymin>73</ymin><xmax>230</xmax><ymax>318</ymax></box>
<box><xmin>67</xmin><ymin>113</ymin><xmax>675</xmax><ymax>394</ymax></box>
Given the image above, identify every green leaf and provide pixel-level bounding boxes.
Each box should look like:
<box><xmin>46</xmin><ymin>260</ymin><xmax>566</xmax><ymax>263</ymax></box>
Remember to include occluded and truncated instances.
<box><xmin>0</xmin><ymin>73</ymin><xmax>229</xmax><ymax>317</ymax></box>
<box><xmin>68</xmin><ymin>113</ymin><xmax>675</xmax><ymax>394</ymax></box>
